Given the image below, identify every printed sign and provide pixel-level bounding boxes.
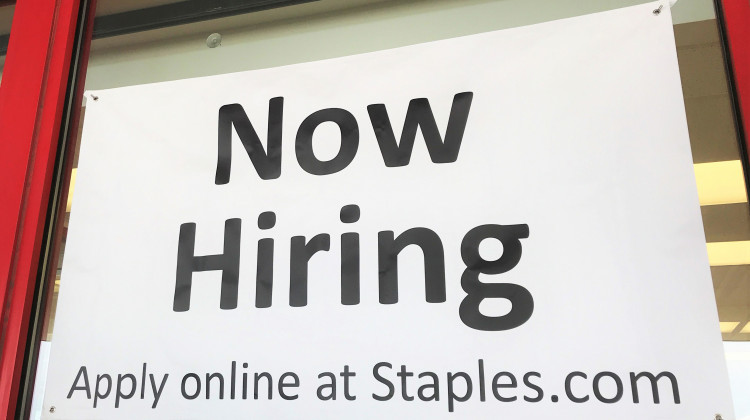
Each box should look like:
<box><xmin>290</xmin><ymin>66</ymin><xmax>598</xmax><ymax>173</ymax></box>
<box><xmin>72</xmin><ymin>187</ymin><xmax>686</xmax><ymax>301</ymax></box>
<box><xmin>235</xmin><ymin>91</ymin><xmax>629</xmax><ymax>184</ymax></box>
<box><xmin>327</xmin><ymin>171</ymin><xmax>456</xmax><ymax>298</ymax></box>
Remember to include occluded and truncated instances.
<box><xmin>42</xmin><ymin>2</ymin><xmax>735</xmax><ymax>419</ymax></box>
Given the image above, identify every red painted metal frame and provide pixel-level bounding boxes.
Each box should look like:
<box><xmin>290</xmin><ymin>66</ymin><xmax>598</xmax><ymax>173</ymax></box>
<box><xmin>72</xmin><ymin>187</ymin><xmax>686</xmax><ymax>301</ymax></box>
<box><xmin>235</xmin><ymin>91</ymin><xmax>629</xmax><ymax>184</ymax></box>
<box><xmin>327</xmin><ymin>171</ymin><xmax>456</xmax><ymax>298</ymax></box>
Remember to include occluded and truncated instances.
<box><xmin>719</xmin><ymin>0</ymin><xmax>750</xmax><ymax>153</ymax></box>
<box><xmin>0</xmin><ymin>1</ymin><xmax>94</xmax><ymax>417</ymax></box>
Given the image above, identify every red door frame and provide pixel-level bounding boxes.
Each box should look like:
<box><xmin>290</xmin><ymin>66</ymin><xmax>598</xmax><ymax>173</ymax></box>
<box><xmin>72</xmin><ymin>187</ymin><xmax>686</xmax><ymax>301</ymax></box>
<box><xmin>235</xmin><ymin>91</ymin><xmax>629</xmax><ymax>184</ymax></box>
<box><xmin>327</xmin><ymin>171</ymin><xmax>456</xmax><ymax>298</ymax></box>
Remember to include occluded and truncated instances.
<box><xmin>718</xmin><ymin>0</ymin><xmax>750</xmax><ymax>164</ymax></box>
<box><xmin>0</xmin><ymin>0</ymin><xmax>96</xmax><ymax>418</ymax></box>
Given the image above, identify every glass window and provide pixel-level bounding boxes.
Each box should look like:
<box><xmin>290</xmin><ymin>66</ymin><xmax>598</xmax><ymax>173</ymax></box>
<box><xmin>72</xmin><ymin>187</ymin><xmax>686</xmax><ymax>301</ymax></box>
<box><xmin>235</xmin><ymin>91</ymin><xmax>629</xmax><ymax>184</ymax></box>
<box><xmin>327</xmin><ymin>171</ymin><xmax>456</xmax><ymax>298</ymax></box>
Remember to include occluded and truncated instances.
<box><xmin>21</xmin><ymin>1</ymin><xmax>750</xmax><ymax>418</ymax></box>
<box><xmin>673</xmin><ymin>19</ymin><xmax>750</xmax><ymax>341</ymax></box>
<box><xmin>0</xmin><ymin>4</ymin><xmax>14</xmax><ymax>87</ymax></box>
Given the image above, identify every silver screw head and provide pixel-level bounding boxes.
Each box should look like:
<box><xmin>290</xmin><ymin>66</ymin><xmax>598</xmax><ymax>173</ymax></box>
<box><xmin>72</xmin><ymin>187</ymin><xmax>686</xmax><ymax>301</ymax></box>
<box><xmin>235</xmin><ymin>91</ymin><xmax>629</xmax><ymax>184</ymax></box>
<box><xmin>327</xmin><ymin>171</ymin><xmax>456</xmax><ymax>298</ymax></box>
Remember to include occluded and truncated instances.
<box><xmin>206</xmin><ymin>33</ymin><xmax>222</xmax><ymax>48</ymax></box>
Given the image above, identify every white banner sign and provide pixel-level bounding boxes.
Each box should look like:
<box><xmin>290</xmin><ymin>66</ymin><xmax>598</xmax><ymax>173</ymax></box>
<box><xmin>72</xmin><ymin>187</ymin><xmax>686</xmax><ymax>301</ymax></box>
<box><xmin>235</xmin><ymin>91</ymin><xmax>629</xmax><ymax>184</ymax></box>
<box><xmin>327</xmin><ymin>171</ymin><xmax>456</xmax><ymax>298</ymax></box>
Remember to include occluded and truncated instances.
<box><xmin>43</xmin><ymin>2</ymin><xmax>735</xmax><ymax>419</ymax></box>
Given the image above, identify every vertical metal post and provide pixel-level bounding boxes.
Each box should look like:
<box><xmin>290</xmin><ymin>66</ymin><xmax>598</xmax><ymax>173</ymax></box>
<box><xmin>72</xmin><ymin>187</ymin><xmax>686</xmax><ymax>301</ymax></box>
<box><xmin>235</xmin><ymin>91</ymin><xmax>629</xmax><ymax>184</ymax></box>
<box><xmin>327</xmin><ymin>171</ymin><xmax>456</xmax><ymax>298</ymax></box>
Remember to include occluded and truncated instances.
<box><xmin>716</xmin><ymin>0</ymin><xmax>750</xmax><ymax>175</ymax></box>
<box><xmin>0</xmin><ymin>0</ymin><xmax>96</xmax><ymax>417</ymax></box>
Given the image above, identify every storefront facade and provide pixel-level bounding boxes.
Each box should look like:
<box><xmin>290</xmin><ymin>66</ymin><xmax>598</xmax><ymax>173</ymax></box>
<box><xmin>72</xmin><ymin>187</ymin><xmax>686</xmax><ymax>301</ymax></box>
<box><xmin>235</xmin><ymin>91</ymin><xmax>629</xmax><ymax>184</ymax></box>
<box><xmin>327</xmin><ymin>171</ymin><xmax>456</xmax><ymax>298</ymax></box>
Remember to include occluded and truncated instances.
<box><xmin>1</xmin><ymin>1</ymin><xmax>749</xmax><ymax>418</ymax></box>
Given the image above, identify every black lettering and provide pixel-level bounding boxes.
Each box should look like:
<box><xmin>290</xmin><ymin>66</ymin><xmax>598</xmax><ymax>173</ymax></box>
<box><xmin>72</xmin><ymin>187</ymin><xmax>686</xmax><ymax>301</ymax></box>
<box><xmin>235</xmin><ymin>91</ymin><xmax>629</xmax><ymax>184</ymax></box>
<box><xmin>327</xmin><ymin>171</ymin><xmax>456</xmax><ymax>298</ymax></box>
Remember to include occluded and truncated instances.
<box><xmin>340</xmin><ymin>205</ymin><xmax>360</xmax><ymax>305</ymax></box>
<box><xmin>256</xmin><ymin>212</ymin><xmax>276</xmax><ymax>308</ymax></box>
<box><xmin>230</xmin><ymin>361</ymin><xmax>236</xmax><ymax>399</ymax></box>
<box><xmin>397</xmin><ymin>365</ymin><xmax>414</xmax><ymax>401</ymax></box>
<box><xmin>372</xmin><ymin>362</ymin><xmax>395</xmax><ymax>401</ymax></box>
<box><xmin>341</xmin><ymin>365</ymin><xmax>356</xmax><ymax>401</ymax></box>
<box><xmin>523</xmin><ymin>372</ymin><xmax>543</xmax><ymax>402</ymax></box>
<box><xmin>367</xmin><ymin>92</ymin><xmax>473</xmax><ymax>166</ymax></box>
<box><xmin>459</xmin><ymin>224</ymin><xmax>532</xmax><ymax>331</ymax></box>
<box><xmin>150</xmin><ymin>373</ymin><xmax>168</xmax><ymax>409</ymax></box>
<box><xmin>565</xmin><ymin>372</ymin><xmax>589</xmax><ymax>403</ymax></box>
<box><xmin>279</xmin><ymin>372</ymin><xmax>300</xmax><ymax>400</ymax></box>
<box><xmin>478</xmin><ymin>359</ymin><xmax>486</xmax><ymax>401</ymax></box>
<box><xmin>94</xmin><ymin>374</ymin><xmax>112</xmax><ymax>408</ymax></box>
<box><xmin>289</xmin><ymin>234</ymin><xmax>331</xmax><ymax>306</ymax></box>
<box><xmin>417</xmin><ymin>372</ymin><xmax>440</xmax><ymax>401</ymax></box>
<box><xmin>206</xmin><ymin>372</ymin><xmax>225</xmax><ymax>399</ymax></box>
<box><xmin>216</xmin><ymin>98</ymin><xmax>284</xmax><ymax>184</ymax></box>
<box><xmin>67</xmin><ymin>366</ymin><xmax>91</xmax><ymax>400</ymax></box>
<box><xmin>174</xmin><ymin>219</ymin><xmax>241</xmax><ymax>311</ymax></box>
<box><xmin>378</xmin><ymin>228</ymin><xmax>446</xmax><ymax>304</ymax></box>
<box><xmin>630</xmin><ymin>371</ymin><xmax>680</xmax><ymax>404</ymax></box>
<box><xmin>181</xmin><ymin>373</ymin><xmax>201</xmax><ymax>400</ymax></box>
<box><xmin>254</xmin><ymin>372</ymin><xmax>273</xmax><ymax>400</ymax></box>
<box><xmin>593</xmin><ymin>372</ymin><xmax>623</xmax><ymax>403</ymax></box>
<box><xmin>115</xmin><ymin>374</ymin><xmax>136</xmax><ymax>408</ymax></box>
<box><xmin>257</xmin><ymin>211</ymin><xmax>276</xmax><ymax>229</ymax></box>
<box><xmin>317</xmin><ymin>372</ymin><xmax>337</xmax><ymax>400</ymax></box>
<box><xmin>256</xmin><ymin>238</ymin><xmax>274</xmax><ymax>308</ymax></box>
<box><xmin>140</xmin><ymin>364</ymin><xmax>146</xmax><ymax>399</ymax></box>
<box><xmin>296</xmin><ymin>108</ymin><xmax>359</xmax><ymax>175</ymax></box>
<box><xmin>242</xmin><ymin>363</ymin><xmax>248</xmax><ymax>400</ymax></box>
<box><xmin>491</xmin><ymin>372</ymin><xmax>517</xmax><ymax>402</ymax></box>
<box><xmin>447</xmin><ymin>372</ymin><xmax>472</xmax><ymax>412</ymax></box>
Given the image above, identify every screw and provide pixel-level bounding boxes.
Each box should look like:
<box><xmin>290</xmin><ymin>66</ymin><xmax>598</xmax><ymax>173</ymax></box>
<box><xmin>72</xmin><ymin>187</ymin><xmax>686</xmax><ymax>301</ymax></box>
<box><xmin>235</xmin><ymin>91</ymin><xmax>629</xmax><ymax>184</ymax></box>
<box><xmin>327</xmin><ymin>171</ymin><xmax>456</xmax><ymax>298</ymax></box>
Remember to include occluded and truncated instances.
<box><xmin>206</xmin><ymin>33</ymin><xmax>222</xmax><ymax>48</ymax></box>
<box><xmin>91</xmin><ymin>94</ymin><xmax>99</xmax><ymax>101</ymax></box>
<box><xmin>49</xmin><ymin>406</ymin><xmax>56</xmax><ymax>413</ymax></box>
<box><xmin>715</xmin><ymin>415</ymin><xmax>723</xmax><ymax>420</ymax></box>
<box><xmin>653</xmin><ymin>4</ymin><xmax>663</xmax><ymax>15</ymax></box>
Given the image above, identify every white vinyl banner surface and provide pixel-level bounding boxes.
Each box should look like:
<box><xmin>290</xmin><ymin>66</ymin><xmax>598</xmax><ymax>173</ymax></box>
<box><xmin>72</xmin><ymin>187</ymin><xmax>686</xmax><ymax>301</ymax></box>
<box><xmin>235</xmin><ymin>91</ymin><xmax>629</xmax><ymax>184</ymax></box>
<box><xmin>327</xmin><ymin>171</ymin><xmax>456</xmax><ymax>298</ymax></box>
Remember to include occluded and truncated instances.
<box><xmin>42</xmin><ymin>2</ymin><xmax>735</xmax><ymax>419</ymax></box>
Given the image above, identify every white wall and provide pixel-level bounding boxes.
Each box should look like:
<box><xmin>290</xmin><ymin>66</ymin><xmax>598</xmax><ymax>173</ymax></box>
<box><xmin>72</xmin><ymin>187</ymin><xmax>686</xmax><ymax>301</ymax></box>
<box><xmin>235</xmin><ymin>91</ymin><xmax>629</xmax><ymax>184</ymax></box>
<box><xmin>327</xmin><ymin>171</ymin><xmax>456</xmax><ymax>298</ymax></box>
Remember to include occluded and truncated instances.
<box><xmin>82</xmin><ymin>0</ymin><xmax>715</xmax><ymax>90</ymax></box>
<box><xmin>0</xmin><ymin>0</ymin><xmax>718</xmax><ymax>88</ymax></box>
<box><xmin>726</xmin><ymin>342</ymin><xmax>750</xmax><ymax>420</ymax></box>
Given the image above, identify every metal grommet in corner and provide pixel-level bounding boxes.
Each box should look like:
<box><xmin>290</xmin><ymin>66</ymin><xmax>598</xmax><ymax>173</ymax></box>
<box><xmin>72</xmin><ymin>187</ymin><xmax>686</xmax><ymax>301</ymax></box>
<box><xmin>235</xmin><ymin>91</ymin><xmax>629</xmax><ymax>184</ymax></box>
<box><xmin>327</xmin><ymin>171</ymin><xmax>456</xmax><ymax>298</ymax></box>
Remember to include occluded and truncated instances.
<box><xmin>715</xmin><ymin>414</ymin><xmax>723</xmax><ymax>420</ymax></box>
